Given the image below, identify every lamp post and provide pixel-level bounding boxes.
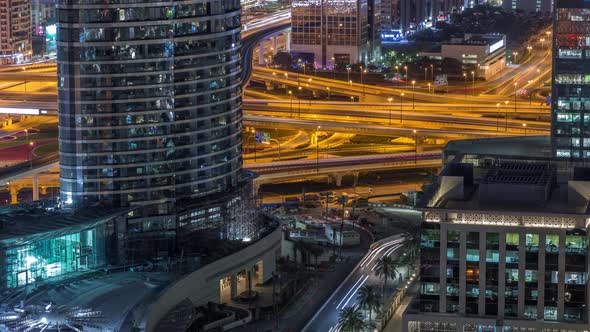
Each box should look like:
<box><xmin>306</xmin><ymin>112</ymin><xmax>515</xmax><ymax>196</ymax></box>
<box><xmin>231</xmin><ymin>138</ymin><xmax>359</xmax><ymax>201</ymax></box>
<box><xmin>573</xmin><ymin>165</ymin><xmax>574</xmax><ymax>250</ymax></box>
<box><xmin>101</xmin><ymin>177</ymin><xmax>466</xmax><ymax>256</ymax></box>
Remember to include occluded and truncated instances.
<box><xmin>288</xmin><ymin>90</ymin><xmax>293</xmax><ymax>117</ymax></box>
<box><xmin>298</xmin><ymin>86</ymin><xmax>302</xmax><ymax>116</ymax></box>
<box><xmin>522</xmin><ymin>123</ymin><xmax>527</xmax><ymax>136</ymax></box>
<box><xmin>463</xmin><ymin>72</ymin><xmax>467</xmax><ymax>100</ymax></box>
<box><xmin>411</xmin><ymin>80</ymin><xmax>416</xmax><ymax>109</ymax></box>
<box><xmin>269</xmin><ymin>138</ymin><xmax>281</xmax><ymax>161</ymax></box>
<box><xmin>424</xmin><ymin>67</ymin><xmax>427</xmax><ymax>82</ymax></box>
<box><xmin>404</xmin><ymin>66</ymin><xmax>408</xmax><ymax>87</ymax></box>
<box><xmin>362</xmin><ymin>69</ymin><xmax>367</xmax><ymax>96</ymax></box>
<box><xmin>427</xmin><ymin>83</ymin><xmax>431</xmax><ymax>94</ymax></box>
<box><xmin>347</xmin><ymin>67</ymin><xmax>351</xmax><ymax>82</ymax></box>
<box><xmin>331</xmin><ymin>57</ymin><xmax>336</xmax><ymax>79</ymax></box>
<box><xmin>388</xmin><ymin>97</ymin><xmax>393</xmax><ymax>125</ymax></box>
<box><xmin>400</xmin><ymin>92</ymin><xmax>404</xmax><ymax>123</ymax></box>
<box><xmin>29</xmin><ymin>141</ymin><xmax>34</xmax><ymax>169</ymax></box>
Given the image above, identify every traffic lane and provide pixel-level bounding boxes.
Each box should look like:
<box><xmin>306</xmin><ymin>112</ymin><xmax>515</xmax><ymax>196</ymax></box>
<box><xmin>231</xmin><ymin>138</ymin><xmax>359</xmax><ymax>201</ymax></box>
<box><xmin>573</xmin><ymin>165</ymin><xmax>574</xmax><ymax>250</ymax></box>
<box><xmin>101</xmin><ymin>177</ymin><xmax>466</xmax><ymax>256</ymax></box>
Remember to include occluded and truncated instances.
<box><xmin>302</xmin><ymin>238</ymin><xmax>405</xmax><ymax>332</ymax></box>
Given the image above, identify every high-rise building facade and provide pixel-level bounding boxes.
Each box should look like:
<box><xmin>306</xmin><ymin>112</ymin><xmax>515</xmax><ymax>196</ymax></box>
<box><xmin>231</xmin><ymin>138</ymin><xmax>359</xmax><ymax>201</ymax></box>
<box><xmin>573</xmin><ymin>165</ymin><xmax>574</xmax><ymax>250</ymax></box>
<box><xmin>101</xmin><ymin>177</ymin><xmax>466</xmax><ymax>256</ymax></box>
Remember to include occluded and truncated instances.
<box><xmin>551</xmin><ymin>0</ymin><xmax>590</xmax><ymax>159</ymax></box>
<box><xmin>291</xmin><ymin>0</ymin><xmax>374</xmax><ymax>68</ymax></box>
<box><xmin>57</xmin><ymin>0</ymin><xmax>257</xmax><ymax>257</ymax></box>
<box><xmin>403</xmin><ymin>137</ymin><xmax>590</xmax><ymax>332</ymax></box>
<box><xmin>58</xmin><ymin>0</ymin><xmax>243</xmax><ymax>209</ymax></box>
<box><xmin>0</xmin><ymin>0</ymin><xmax>31</xmax><ymax>64</ymax></box>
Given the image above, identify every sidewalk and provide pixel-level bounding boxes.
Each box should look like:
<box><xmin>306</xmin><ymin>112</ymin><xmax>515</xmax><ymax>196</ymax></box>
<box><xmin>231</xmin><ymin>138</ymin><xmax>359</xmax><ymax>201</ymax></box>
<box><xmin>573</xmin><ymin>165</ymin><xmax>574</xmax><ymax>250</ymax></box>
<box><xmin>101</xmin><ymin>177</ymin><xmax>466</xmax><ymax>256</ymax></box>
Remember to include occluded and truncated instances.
<box><xmin>382</xmin><ymin>281</ymin><xmax>419</xmax><ymax>332</ymax></box>
<box><xmin>245</xmin><ymin>256</ymin><xmax>361</xmax><ymax>332</ymax></box>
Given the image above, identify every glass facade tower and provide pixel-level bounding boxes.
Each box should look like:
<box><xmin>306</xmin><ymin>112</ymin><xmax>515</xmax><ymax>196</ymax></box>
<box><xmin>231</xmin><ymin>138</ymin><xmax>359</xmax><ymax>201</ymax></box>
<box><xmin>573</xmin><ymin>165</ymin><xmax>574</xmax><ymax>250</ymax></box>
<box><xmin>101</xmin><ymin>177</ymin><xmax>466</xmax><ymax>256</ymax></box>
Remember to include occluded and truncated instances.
<box><xmin>552</xmin><ymin>0</ymin><xmax>590</xmax><ymax>159</ymax></box>
<box><xmin>57</xmin><ymin>0</ymin><xmax>243</xmax><ymax>214</ymax></box>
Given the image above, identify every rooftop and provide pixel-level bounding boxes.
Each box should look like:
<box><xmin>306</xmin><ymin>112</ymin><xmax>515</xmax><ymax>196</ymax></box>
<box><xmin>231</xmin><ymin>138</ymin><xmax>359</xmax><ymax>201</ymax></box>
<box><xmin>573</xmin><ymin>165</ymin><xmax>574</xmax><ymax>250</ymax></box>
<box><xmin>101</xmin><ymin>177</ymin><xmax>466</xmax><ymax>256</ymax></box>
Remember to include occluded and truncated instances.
<box><xmin>422</xmin><ymin>136</ymin><xmax>590</xmax><ymax>216</ymax></box>
<box><xmin>0</xmin><ymin>199</ymin><xmax>131</xmax><ymax>249</ymax></box>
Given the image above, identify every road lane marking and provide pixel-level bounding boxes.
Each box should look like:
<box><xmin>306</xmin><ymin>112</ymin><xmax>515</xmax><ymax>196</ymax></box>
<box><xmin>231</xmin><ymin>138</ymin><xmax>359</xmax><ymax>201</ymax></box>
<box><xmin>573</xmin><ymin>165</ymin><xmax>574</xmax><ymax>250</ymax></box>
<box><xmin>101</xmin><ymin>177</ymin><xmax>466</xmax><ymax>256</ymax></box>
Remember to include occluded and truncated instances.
<box><xmin>341</xmin><ymin>275</ymin><xmax>369</xmax><ymax>309</ymax></box>
<box><xmin>335</xmin><ymin>275</ymin><xmax>365</xmax><ymax>309</ymax></box>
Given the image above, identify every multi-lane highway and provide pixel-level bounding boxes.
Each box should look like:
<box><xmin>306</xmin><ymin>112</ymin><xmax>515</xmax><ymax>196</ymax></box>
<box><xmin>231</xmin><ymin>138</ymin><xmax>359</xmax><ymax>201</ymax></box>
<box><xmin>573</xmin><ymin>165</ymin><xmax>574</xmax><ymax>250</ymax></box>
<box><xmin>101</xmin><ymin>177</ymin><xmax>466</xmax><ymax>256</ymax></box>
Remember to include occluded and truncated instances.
<box><xmin>303</xmin><ymin>235</ymin><xmax>408</xmax><ymax>332</ymax></box>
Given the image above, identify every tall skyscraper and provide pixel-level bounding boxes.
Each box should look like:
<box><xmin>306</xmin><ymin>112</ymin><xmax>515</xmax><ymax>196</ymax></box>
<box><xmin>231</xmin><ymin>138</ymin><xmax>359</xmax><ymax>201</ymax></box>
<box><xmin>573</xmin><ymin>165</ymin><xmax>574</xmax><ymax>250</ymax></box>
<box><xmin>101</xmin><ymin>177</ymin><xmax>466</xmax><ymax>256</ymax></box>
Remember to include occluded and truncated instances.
<box><xmin>0</xmin><ymin>0</ymin><xmax>31</xmax><ymax>64</ymax></box>
<box><xmin>551</xmin><ymin>0</ymin><xmax>590</xmax><ymax>159</ymax></box>
<box><xmin>58</xmin><ymin>0</ymin><xmax>255</xmax><ymax>257</ymax></box>
<box><xmin>291</xmin><ymin>0</ymin><xmax>375</xmax><ymax>68</ymax></box>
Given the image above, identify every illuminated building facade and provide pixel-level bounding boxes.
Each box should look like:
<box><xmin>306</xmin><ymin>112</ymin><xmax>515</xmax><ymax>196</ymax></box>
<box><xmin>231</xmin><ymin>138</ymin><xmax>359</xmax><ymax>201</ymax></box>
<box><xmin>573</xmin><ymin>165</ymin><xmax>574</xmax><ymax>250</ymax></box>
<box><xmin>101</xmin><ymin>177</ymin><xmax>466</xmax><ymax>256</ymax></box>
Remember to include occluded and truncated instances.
<box><xmin>0</xmin><ymin>0</ymin><xmax>31</xmax><ymax>64</ymax></box>
<box><xmin>418</xmin><ymin>34</ymin><xmax>507</xmax><ymax>80</ymax></box>
<box><xmin>551</xmin><ymin>0</ymin><xmax>590</xmax><ymax>159</ymax></box>
<box><xmin>403</xmin><ymin>137</ymin><xmax>590</xmax><ymax>332</ymax></box>
<box><xmin>57</xmin><ymin>0</ymin><xmax>260</xmax><ymax>259</ymax></box>
<box><xmin>291</xmin><ymin>0</ymin><xmax>377</xmax><ymax>67</ymax></box>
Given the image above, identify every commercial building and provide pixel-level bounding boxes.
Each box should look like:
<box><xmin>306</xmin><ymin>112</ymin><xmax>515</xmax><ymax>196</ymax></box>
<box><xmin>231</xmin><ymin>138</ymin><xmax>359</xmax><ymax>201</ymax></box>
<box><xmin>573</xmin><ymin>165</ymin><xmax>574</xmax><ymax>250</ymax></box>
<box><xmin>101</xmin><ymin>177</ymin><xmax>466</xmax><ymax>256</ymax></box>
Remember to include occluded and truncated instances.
<box><xmin>57</xmin><ymin>0</ymin><xmax>259</xmax><ymax>259</ymax></box>
<box><xmin>418</xmin><ymin>34</ymin><xmax>507</xmax><ymax>80</ymax></box>
<box><xmin>403</xmin><ymin>136</ymin><xmax>590</xmax><ymax>332</ymax></box>
<box><xmin>291</xmin><ymin>0</ymin><xmax>380</xmax><ymax>68</ymax></box>
<box><xmin>502</xmin><ymin>0</ymin><xmax>552</xmax><ymax>13</ymax></box>
<box><xmin>0</xmin><ymin>0</ymin><xmax>31</xmax><ymax>64</ymax></box>
<box><xmin>551</xmin><ymin>0</ymin><xmax>590</xmax><ymax>160</ymax></box>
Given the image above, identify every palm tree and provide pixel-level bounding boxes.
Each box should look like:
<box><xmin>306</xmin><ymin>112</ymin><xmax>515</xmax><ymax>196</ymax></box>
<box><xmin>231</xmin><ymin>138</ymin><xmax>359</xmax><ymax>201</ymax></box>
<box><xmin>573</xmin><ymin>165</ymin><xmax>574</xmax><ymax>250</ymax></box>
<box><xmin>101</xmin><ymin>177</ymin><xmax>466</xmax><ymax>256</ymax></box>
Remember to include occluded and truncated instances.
<box><xmin>338</xmin><ymin>306</ymin><xmax>367</xmax><ymax>332</ymax></box>
<box><xmin>357</xmin><ymin>285</ymin><xmax>381</xmax><ymax>327</ymax></box>
<box><xmin>374</xmin><ymin>256</ymin><xmax>400</xmax><ymax>301</ymax></box>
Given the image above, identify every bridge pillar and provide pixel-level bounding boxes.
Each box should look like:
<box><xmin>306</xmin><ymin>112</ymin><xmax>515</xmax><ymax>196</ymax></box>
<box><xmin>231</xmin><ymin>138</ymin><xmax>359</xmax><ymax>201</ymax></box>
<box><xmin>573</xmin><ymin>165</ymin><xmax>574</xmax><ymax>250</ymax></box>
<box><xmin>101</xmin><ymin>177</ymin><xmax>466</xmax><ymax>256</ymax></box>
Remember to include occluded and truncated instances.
<box><xmin>32</xmin><ymin>175</ymin><xmax>39</xmax><ymax>201</ymax></box>
<box><xmin>253</xmin><ymin>181</ymin><xmax>261</xmax><ymax>195</ymax></box>
<box><xmin>416</xmin><ymin>135</ymin><xmax>424</xmax><ymax>153</ymax></box>
<box><xmin>285</xmin><ymin>31</ymin><xmax>291</xmax><ymax>51</ymax></box>
<box><xmin>272</xmin><ymin>36</ymin><xmax>278</xmax><ymax>54</ymax></box>
<box><xmin>352</xmin><ymin>172</ymin><xmax>360</xmax><ymax>187</ymax></box>
<box><xmin>230</xmin><ymin>274</ymin><xmax>238</xmax><ymax>299</ymax></box>
<box><xmin>9</xmin><ymin>184</ymin><xmax>19</xmax><ymax>204</ymax></box>
<box><xmin>259</xmin><ymin>41</ymin><xmax>266</xmax><ymax>65</ymax></box>
<box><xmin>334</xmin><ymin>174</ymin><xmax>343</xmax><ymax>187</ymax></box>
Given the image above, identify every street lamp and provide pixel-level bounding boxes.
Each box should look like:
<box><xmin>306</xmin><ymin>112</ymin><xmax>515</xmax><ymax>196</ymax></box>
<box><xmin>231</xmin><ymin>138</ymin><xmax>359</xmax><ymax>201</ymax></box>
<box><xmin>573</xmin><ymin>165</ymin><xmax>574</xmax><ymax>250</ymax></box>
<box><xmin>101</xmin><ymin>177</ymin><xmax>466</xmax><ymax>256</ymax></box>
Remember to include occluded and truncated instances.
<box><xmin>400</xmin><ymin>92</ymin><xmax>405</xmax><ymax>123</ymax></box>
<box><xmin>424</xmin><ymin>67</ymin><xmax>427</xmax><ymax>82</ymax></box>
<box><xmin>404</xmin><ymin>66</ymin><xmax>408</xmax><ymax>87</ymax></box>
<box><xmin>298</xmin><ymin>86</ymin><xmax>302</xmax><ymax>116</ymax></box>
<box><xmin>388</xmin><ymin>97</ymin><xmax>393</xmax><ymax>125</ymax></box>
<box><xmin>326</xmin><ymin>86</ymin><xmax>330</xmax><ymax>100</ymax></box>
<box><xmin>463</xmin><ymin>72</ymin><xmax>467</xmax><ymax>100</ymax></box>
<box><xmin>427</xmin><ymin>83</ymin><xmax>431</xmax><ymax>94</ymax></box>
<box><xmin>347</xmin><ymin>67</ymin><xmax>351</xmax><ymax>82</ymax></box>
<box><xmin>522</xmin><ymin>123</ymin><xmax>527</xmax><ymax>136</ymax></box>
<box><xmin>411</xmin><ymin>80</ymin><xmax>416</xmax><ymax>109</ymax></box>
<box><xmin>471</xmin><ymin>71</ymin><xmax>475</xmax><ymax>96</ymax></box>
<box><xmin>29</xmin><ymin>141</ymin><xmax>34</xmax><ymax>169</ymax></box>
<box><xmin>288</xmin><ymin>90</ymin><xmax>293</xmax><ymax>117</ymax></box>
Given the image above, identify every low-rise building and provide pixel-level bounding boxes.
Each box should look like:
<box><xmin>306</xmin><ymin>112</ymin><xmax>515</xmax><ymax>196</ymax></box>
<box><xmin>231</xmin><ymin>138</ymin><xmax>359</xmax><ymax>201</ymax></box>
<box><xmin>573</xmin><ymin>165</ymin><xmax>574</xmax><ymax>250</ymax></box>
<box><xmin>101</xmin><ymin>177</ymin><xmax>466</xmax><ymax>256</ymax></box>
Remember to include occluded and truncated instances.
<box><xmin>324</xmin><ymin>223</ymin><xmax>361</xmax><ymax>247</ymax></box>
<box><xmin>419</xmin><ymin>34</ymin><xmax>507</xmax><ymax>80</ymax></box>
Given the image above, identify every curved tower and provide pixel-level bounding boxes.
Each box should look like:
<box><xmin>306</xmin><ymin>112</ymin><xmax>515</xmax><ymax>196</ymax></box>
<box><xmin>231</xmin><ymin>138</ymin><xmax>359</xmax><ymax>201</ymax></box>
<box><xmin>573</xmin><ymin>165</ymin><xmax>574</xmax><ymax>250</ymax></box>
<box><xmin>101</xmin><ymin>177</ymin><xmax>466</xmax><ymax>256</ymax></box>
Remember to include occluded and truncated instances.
<box><xmin>57</xmin><ymin>0</ymin><xmax>243</xmax><ymax>215</ymax></box>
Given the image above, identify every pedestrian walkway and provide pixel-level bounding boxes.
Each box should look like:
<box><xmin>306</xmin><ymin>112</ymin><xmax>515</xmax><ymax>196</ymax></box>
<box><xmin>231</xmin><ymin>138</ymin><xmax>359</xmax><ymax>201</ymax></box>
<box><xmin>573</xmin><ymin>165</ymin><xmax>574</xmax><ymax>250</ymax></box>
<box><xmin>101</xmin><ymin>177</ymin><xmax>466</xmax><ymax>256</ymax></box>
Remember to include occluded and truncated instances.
<box><xmin>382</xmin><ymin>281</ymin><xmax>419</xmax><ymax>332</ymax></box>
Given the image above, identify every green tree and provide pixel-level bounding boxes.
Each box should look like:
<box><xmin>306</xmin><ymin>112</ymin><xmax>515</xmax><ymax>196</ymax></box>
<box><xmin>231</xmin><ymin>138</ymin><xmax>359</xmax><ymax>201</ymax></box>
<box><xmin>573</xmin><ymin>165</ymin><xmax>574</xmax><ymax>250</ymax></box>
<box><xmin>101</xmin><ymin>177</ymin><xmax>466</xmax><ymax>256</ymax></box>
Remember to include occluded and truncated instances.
<box><xmin>357</xmin><ymin>285</ymin><xmax>381</xmax><ymax>327</ymax></box>
<box><xmin>374</xmin><ymin>256</ymin><xmax>401</xmax><ymax>300</ymax></box>
<box><xmin>338</xmin><ymin>306</ymin><xmax>368</xmax><ymax>332</ymax></box>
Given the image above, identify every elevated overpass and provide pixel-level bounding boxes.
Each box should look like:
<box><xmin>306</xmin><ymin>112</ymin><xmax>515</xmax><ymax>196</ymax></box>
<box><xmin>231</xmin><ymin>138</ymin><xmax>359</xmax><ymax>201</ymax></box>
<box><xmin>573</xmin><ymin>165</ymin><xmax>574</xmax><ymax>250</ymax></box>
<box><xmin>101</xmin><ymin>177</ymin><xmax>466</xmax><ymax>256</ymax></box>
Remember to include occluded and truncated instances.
<box><xmin>249</xmin><ymin>152</ymin><xmax>442</xmax><ymax>189</ymax></box>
